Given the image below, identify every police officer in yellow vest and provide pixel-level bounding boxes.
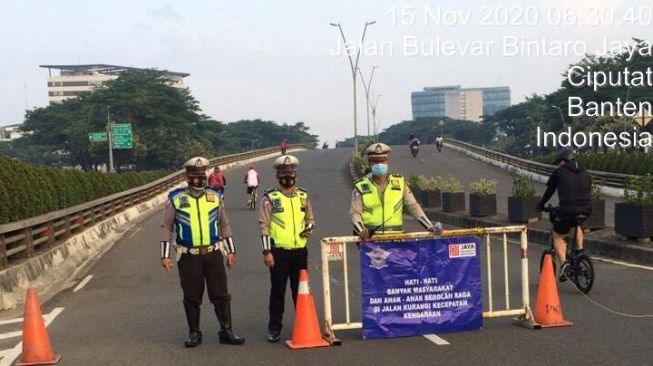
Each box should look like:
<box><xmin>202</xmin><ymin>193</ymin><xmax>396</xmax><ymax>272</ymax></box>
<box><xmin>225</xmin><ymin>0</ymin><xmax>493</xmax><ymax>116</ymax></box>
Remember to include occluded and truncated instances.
<box><xmin>258</xmin><ymin>154</ymin><xmax>315</xmax><ymax>343</ymax></box>
<box><xmin>160</xmin><ymin>157</ymin><xmax>245</xmax><ymax>348</ymax></box>
<box><xmin>350</xmin><ymin>143</ymin><xmax>441</xmax><ymax>240</ymax></box>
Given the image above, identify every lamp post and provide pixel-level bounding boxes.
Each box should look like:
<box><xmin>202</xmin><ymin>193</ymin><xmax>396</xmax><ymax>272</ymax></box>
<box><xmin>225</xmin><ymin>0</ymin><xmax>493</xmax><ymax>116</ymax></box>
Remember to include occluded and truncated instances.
<box><xmin>358</xmin><ymin>65</ymin><xmax>379</xmax><ymax>138</ymax></box>
<box><xmin>552</xmin><ymin>105</ymin><xmax>568</xmax><ymax>130</ymax></box>
<box><xmin>106</xmin><ymin>105</ymin><xmax>115</xmax><ymax>173</ymax></box>
<box><xmin>439</xmin><ymin>120</ymin><xmax>444</xmax><ymax>136</ymax></box>
<box><xmin>370</xmin><ymin>93</ymin><xmax>382</xmax><ymax>140</ymax></box>
<box><xmin>330</xmin><ymin>21</ymin><xmax>376</xmax><ymax>153</ymax></box>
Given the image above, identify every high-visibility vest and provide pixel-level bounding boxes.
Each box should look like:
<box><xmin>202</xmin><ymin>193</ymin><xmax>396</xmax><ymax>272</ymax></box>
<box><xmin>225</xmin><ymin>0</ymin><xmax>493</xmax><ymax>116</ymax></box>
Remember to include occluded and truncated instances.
<box><xmin>168</xmin><ymin>188</ymin><xmax>221</xmax><ymax>247</ymax></box>
<box><xmin>354</xmin><ymin>174</ymin><xmax>404</xmax><ymax>233</ymax></box>
<box><xmin>266</xmin><ymin>188</ymin><xmax>309</xmax><ymax>249</ymax></box>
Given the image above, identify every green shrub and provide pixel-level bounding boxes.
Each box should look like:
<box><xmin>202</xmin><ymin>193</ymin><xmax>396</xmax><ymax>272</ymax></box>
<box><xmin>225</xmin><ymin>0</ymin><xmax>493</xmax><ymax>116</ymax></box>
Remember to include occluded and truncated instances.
<box><xmin>511</xmin><ymin>174</ymin><xmax>535</xmax><ymax>198</ymax></box>
<box><xmin>441</xmin><ymin>175</ymin><xmax>463</xmax><ymax>193</ymax></box>
<box><xmin>623</xmin><ymin>174</ymin><xmax>653</xmax><ymax>205</ymax></box>
<box><xmin>469</xmin><ymin>179</ymin><xmax>497</xmax><ymax>195</ymax></box>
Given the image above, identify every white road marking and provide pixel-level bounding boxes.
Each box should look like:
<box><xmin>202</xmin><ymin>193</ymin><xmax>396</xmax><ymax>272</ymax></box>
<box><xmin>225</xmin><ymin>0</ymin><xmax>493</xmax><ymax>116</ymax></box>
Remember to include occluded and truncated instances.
<box><xmin>73</xmin><ymin>275</ymin><xmax>94</xmax><ymax>292</ymax></box>
<box><xmin>0</xmin><ymin>307</ymin><xmax>64</xmax><ymax>366</ymax></box>
<box><xmin>423</xmin><ymin>334</ymin><xmax>450</xmax><ymax>345</ymax></box>
<box><xmin>127</xmin><ymin>227</ymin><xmax>141</xmax><ymax>239</ymax></box>
<box><xmin>0</xmin><ymin>331</ymin><xmax>21</xmax><ymax>340</ymax></box>
<box><xmin>0</xmin><ymin>318</ymin><xmax>22</xmax><ymax>326</ymax></box>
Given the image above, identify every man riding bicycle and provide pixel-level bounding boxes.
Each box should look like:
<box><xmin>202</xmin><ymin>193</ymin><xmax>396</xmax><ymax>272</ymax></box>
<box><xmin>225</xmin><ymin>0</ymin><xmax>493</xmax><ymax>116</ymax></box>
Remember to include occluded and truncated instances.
<box><xmin>243</xmin><ymin>164</ymin><xmax>260</xmax><ymax>205</ymax></box>
<box><xmin>536</xmin><ymin>149</ymin><xmax>592</xmax><ymax>281</ymax></box>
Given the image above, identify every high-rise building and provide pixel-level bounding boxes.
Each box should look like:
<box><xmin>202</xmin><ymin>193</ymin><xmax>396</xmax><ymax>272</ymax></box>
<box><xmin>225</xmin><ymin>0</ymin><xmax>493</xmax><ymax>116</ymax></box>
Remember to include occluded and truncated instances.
<box><xmin>411</xmin><ymin>85</ymin><xmax>510</xmax><ymax>122</ymax></box>
<box><xmin>40</xmin><ymin>64</ymin><xmax>190</xmax><ymax>104</ymax></box>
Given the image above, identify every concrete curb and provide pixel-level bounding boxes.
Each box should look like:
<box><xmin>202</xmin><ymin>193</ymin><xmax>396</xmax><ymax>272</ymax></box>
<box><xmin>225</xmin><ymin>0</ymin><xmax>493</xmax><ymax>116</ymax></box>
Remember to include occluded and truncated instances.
<box><xmin>424</xmin><ymin>209</ymin><xmax>653</xmax><ymax>266</ymax></box>
<box><xmin>0</xmin><ymin>150</ymin><xmax>296</xmax><ymax>312</ymax></box>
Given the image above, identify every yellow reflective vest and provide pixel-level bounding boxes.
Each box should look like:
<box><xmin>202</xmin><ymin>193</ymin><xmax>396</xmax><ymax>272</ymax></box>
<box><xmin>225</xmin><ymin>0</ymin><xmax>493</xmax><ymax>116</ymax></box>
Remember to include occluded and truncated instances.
<box><xmin>354</xmin><ymin>174</ymin><xmax>404</xmax><ymax>233</ymax></box>
<box><xmin>168</xmin><ymin>188</ymin><xmax>221</xmax><ymax>247</ymax></box>
<box><xmin>266</xmin><ymin>188</ymin><xmax>309</xmax><ymax>249</ymax></box>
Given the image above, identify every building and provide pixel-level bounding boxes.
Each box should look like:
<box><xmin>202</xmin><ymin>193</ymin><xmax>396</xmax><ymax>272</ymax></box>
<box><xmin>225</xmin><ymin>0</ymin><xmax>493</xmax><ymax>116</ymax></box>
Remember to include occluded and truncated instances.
<box><xmin>0</xmin><ymin>124</ymin><xmax>27</xmax><ymax>141</ymax></box>
<box><xmin>411</xmin><ymin>85</ymin><xmax>510</xmax><ymax>122</ymax></box>
<box><xmin>40</xmin><ymin>64</ymin><xmax>190</xmax><ymax>104</ymax></box>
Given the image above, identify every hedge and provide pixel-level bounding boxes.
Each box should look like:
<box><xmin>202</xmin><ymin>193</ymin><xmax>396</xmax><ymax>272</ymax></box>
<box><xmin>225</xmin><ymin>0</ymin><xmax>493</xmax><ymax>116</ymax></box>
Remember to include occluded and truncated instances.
<box><xmin>0</xmin><ymin>157</ymin><xmax>168</xmax><ymax>224</ymax></box>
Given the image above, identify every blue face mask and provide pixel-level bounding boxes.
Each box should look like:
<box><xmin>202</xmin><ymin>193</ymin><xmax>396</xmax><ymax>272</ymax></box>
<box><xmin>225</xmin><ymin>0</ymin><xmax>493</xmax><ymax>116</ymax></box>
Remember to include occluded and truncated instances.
<box><xmin>371</xmin><ymin>163</ymin><xmax>388</xmax><ymax>176</ymax></box>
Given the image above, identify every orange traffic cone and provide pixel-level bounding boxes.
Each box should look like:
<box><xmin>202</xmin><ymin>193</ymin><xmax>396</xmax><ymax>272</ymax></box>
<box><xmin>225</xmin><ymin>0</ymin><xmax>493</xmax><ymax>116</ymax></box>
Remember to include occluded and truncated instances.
<box><xmin>15</xmin><ymin>288</ymin><xmax>61</xmax><ymax>365</ymax></box>
<box><xmin>534</xmin><ymin>254</ymin><xmax>572</xmax><ymax>328</ymax></box>
<box><xmin>285</xmin><ymin>270</ymin><xmax>330</xmax><ymax>349</ymax></box>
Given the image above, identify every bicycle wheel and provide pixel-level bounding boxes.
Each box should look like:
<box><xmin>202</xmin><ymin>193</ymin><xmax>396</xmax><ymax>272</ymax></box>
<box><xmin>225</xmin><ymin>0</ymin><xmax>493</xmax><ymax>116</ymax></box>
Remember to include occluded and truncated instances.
<box><xmin>572</xmin><ymin>255</ymin><xmax>594</xmax><ymax>294</ymax></box>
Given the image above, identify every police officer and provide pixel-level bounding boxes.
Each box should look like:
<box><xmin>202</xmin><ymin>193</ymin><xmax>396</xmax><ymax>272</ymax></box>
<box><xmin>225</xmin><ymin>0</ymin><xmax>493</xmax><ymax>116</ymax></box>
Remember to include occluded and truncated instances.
<box><xmin>160</xmin><ymin>157</ymin><xmax>245</xmax><ymax>347</ymax></box>
<box><xmin>258</xmin><ymin>155</ymin><xmax>315</xmax><ymax>343</ymax></box>
<box><xmin>350</xmin><ymin>143</ymin><xmax>441</xmax><ymax>239</ymax></box>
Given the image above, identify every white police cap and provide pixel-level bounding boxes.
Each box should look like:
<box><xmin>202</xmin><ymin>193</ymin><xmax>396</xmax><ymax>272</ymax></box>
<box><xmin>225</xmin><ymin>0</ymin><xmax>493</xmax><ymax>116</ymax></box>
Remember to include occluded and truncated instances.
<box><xmin>183</xmin><ymin>156</ymin><xmax>210</xmax><ymax>171</ymax></box>
<box><xmin>364</xmin><ymin>143</ymin><xmax>392</xmax><ymax>158</ymax></box>
<box><xmin>273</xmin><ymin>155</ymin><xmax>300</xmax><ymax>172</ymax></box>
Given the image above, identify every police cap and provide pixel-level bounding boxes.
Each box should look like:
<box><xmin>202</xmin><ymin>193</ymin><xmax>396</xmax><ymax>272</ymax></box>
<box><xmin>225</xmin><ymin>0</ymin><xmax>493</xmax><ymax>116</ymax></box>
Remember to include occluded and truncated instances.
<box><xmin>183</xmin><ymin>156</ymin><xmax>210</xmax><ymax>174</ymax></box>
<box><xmin>364</xmin><ymin>143</ymin><xmax>392</xmax><ymax>158</ymax></box>
<box><xmin>273</xmin><ymin>155</ymin><xmax>300</xmax><ymax>172</ymax></box>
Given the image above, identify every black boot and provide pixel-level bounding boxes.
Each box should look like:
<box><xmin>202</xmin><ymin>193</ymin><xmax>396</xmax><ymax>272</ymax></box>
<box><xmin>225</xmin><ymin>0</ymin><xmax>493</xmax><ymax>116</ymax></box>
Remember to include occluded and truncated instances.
<box><xmin>215</xmin><ymin>302</ymin><xmax>245</xmax><ymax>345</ymax></box>
<box><xmin>183</xmin><ymin>302</ymin><xmax>202</xmax><ymax>348</ymax></box>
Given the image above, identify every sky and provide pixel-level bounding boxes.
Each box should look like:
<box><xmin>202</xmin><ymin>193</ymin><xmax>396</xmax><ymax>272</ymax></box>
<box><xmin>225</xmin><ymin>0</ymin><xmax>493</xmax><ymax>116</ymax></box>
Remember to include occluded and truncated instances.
<box><xmin>0</xmin><ymin>0</ymin><xmax>649</xmax><ymax>145</ymax></box>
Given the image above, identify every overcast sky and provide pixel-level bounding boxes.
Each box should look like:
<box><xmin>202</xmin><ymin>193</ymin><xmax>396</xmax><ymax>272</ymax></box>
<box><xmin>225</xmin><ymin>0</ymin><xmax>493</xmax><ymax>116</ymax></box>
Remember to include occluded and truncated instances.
<box><xmin>0</xmin><ymin>0</ymin><xmax>648</xmax><ymax>144</ymax></box>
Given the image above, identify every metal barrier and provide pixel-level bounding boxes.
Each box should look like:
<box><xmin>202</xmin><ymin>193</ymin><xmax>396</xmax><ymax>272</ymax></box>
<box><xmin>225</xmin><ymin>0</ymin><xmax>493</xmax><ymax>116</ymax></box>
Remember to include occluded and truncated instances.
<box><xmin>445</xmin><ymin>138</ymin><xmax>629</xmax><ymax>188</ymax></box>
<box><xmin>320</xmin><ymin>226</ymin><xmax>535</xmax><ymax>343</ymax></box>
<box><xmin>0</xmin><ymin>145</ymin><xmax>307</xmax><ymax>269</ymax></box>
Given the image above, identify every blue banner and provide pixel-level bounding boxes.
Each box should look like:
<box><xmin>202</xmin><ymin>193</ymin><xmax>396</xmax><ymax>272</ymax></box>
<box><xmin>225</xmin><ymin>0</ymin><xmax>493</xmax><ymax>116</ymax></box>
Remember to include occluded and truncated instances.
<box><xmin>360</xmin><ymin>236</ymin><xmax>482</xmax><ymax>339</ymax></box>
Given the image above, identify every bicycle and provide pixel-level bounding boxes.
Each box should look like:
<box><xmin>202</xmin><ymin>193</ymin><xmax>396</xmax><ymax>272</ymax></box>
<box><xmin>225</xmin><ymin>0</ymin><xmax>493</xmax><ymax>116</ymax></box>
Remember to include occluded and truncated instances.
<box><xmin>539</xmin><ymin>205</ymin><xmax>595</xmax><ymax>294</ymax></box>
<box><xmin>247</xmin><ymin>186</ymin><xmax>258</xmax><ymax>210</ymax></box>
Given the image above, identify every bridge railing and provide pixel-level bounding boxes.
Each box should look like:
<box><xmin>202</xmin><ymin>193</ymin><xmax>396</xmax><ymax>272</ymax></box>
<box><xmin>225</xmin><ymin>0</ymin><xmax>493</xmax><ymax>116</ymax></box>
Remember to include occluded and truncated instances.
<box><xmin>0</xmin><ymin>145</ymin><xmax>307</xmax><ymax>269</ymax></box>
<box><xmin>445</xmin><ymin>138</ymin><xmax>629</xmax><ymax>188</ymax></box>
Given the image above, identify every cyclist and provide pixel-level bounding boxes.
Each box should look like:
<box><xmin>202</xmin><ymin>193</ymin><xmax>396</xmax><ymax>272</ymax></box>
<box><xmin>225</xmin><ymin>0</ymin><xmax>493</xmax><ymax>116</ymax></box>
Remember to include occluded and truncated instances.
<box><xmin>434</xmin><ymin>135</ymin><xmax>443</xmax><ymax>152</ymax></box>
<box><xmin>208</xmin><ymin>166</ymin><xmax>226</xmax><ymax>197</ymax></box>
<box><xmin>279</xmin><ymin>139</ymin><xmax>288</xmax><ymax>155</ymax></box>
<box><xmin>536</xmin><ymin>148</ymin><xmax>592</xmax><ymax>281</ymax></box>
<box><xmin>243</xmin><ymin>164</ymin><xmax>260</xmax><ymax>206</ymax></box>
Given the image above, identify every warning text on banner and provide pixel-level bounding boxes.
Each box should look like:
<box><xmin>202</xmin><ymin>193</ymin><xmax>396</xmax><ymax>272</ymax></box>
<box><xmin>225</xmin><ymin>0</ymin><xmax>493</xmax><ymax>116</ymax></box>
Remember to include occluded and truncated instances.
<box><xmin>360</xmin><ymin>236</ymin><xmax>482</xmax><ymax>339</ymax></box>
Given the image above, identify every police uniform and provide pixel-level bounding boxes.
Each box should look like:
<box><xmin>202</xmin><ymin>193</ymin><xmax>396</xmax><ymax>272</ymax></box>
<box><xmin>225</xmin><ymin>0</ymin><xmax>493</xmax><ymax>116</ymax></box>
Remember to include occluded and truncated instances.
<box><xmin>349</xmin><ymin>143</ymin><xmax>435</xmax><ymax>235</ymax></box>
<box><xmin>160</xmin><ymin>156</ymin><xmax>244</xmax><ymax>347</ymax></box>
<box><xmin>258</xmin><ymin>155</ymin><xmax>315</xmax><ymax>343</ymax></box>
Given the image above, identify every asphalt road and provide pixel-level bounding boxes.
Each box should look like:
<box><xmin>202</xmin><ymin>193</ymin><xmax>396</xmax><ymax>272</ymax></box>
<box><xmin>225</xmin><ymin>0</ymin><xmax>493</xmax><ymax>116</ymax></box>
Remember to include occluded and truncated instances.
<box><xmin>3</xmin><ymin>147</ymin><xmax>651</xmax><ymax>366</ymax></box>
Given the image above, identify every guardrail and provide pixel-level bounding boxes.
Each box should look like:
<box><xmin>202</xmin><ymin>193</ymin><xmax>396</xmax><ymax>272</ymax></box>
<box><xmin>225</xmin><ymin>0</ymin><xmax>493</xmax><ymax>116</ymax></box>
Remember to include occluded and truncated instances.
<box><xmin>445</xmin><ymin>138</ymin><xmax>629</xmax><ymax>188</ymax></box>
<box><xmin>0</xmin><ymin>145</ymin><xmax>307</xmax><ymax>269</ymax></box>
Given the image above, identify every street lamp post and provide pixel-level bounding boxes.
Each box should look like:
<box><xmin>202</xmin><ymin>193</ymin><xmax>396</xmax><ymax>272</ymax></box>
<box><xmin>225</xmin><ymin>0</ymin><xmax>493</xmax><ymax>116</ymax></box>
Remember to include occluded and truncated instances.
<box><xmin>358</xmin><ymin>65</ymin><xmax>379</xmax><ymax>138</ymax></box>
<box><xmin>552</xmin><ymin>105</ymin><xmax>568</xmax><ymax>130</ymax></box>
<box><xmin>330</xmin><ymin>21</ymin><xmax>376</xmax><ymax>153</ymax></box>
<box><xmin>439</xmin><ymin>120</ymin><xmax>444</xmax><ymax>136</ymax></box>
<box><xmin>370</xmin><ymin>93</ymin><xmax>382</xmax><ymax>140</ymax></box>
<box><xmin>106</xmin><ymin>106</ymin><xmax>114</xmax><ymax>173</ymax></box>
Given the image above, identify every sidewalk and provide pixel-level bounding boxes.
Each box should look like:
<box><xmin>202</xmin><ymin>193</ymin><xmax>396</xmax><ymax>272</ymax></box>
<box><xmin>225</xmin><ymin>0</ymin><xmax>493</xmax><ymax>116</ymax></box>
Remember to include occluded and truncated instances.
<box><xmin>424</xmin><ymin>208</ymin><xmax>653</xmax><ymax>266</ymax></box>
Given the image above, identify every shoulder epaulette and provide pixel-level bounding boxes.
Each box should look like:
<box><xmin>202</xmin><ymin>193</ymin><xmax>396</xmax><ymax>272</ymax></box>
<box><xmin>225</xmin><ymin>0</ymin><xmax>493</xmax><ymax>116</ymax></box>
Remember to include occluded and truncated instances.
<box><xmin>167</xmin><ymin>187</ymin><xmax>185</xmax><ymax>200</ymax></box>
<box><xmin>264</xmin><ymin>187</ymin><xmax>280</xmax><ymax>196</ymax></box>
<box><xmin>296</xmin><ymin>187</ymin><xmax>308</xmax><ymax>194</ymax></box>
<box><xmin>390</xmin><ymin>173</ymin><xmax>403</xmax><ymax>178</ymax></box>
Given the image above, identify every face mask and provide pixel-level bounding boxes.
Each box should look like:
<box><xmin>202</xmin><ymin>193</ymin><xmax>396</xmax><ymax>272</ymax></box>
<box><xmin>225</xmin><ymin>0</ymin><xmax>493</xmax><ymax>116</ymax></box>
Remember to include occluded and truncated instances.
<box><xmin>188</xmin><ymin>175</ymin><xmax>206</xmax><ymax>189</ymax></box>
<box><xmin>371</xmin><ymin>163</ymin><xmax>388</xmax><ymax>176</ymax></box>
<box><xmin>278</xmin><ymin>176</ymin><xmax>296</xmax><ymax>187</ymax></box>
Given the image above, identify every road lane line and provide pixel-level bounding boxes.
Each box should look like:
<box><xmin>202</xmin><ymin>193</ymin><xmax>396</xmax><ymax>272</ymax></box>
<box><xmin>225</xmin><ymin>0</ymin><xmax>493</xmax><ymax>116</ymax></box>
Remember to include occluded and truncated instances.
<box><xmin>0</xmin><ymin>307</ymin><xmax>64</xmax><ymax>366</ymax></box>
<box><xmin>127</xmin><ymin>227</ymin><xmax>141</xmax><ymax>239</ymax></box>
<box><xmin>0</xmin><ymin>318</ymin><xmax>22</xmax><ymax>326</ymax></box>
<box><xmin>423</xmin><ymin>334</ymin><xmax>450</xmax><ymax>345</ymax></box>
<box><xmin>73</xmin><ymin>275</ymin><xmax>94</xmax><ymax>292</ymax></box>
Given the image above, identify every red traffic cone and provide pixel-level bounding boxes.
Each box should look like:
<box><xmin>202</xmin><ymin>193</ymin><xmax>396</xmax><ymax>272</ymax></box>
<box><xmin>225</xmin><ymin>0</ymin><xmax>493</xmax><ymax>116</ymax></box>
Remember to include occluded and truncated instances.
<box><xmin>285</xmin><ymin>270</ymin><xmax>329</xmax><ymax>349</ymax></box>
<box><xmin>534</xmin><ymin>254</ymin><xmax>572</xmax><ymax>328</ymax></box>
<box><xmin>15</xmin><ymin>288</ymin><xmax>61</xmax><ymax>365</ymax></box>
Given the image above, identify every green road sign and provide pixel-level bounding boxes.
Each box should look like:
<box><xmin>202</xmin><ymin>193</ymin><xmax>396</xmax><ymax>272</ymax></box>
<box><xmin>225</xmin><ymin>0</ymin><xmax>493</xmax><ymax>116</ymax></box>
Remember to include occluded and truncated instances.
<box><xmin>89</xmin><ymin>132</ymin><xmax>108</xmax><ymax>142</ymax></box>
<box><xmin>111</xmin><ymin>123</ymin><xmax>133</xmax><ymax>149</ymax></box>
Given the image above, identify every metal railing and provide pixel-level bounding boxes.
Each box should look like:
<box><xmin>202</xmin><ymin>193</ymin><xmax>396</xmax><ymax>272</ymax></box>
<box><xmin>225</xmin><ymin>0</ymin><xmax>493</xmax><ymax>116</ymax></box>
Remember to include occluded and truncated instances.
<box><xmin>0</xmin><ymin>145</ymin><xmax>306</xmax><ymax>269</ymax></box>
<box><xmin>320</xmin><ymin>226</ymin><xmax>535</xmax><ymax>344</ymax></box>
<box><xmin>445</xmin><ymin>138</ymin><xmax>629</xmax><ymax>188</ymax></box>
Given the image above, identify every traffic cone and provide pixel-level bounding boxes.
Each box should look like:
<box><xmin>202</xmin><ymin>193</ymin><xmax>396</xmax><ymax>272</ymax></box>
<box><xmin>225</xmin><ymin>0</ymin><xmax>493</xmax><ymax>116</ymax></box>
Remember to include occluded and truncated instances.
<box><xmin>534</xmin><ymin>254</ymin><xmax>572</xmax><ymax>328</ymax></box>
<box><xmin>15</xmin><ymin>288</ymin><xmax>61</xmax><ymax>365</ymax></box>
<box><xmin>285</xmin><ymin>270</ymin><xmax>330</xmax><ymax>349</ymax></box>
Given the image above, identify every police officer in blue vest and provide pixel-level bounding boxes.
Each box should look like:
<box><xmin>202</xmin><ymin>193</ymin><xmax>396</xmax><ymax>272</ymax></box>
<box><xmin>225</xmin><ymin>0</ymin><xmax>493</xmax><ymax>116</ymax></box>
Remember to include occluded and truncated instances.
<box><xmin>160</xmin><ymin>157</ymin><xmax>245</xmax><ymax>347</ymax></box>
<box><xmin>258</xmin><ymin>154</ymin><xmax>315</xmax><ymax>343</ymax></box>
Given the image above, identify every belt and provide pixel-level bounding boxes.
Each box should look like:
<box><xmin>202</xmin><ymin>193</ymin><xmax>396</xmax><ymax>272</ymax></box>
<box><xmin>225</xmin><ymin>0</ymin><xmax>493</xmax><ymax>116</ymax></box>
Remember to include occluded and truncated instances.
<box><xmin>177</xmin><ymin>243</ymin><xmax>220</xmax><ymax>255</ymax></box>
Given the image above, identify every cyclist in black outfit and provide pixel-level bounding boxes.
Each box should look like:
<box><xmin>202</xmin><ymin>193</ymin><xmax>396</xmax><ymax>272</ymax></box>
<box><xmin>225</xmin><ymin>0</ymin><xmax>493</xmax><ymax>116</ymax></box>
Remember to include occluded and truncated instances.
<box><xmin>536</xmin><ymin>149</ymin><xmax>592</xmax><ymax>281</ymax></box>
